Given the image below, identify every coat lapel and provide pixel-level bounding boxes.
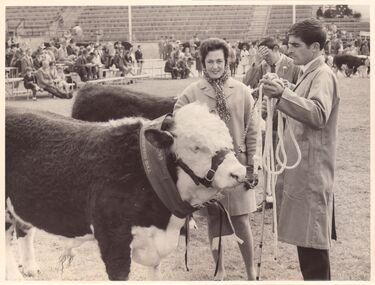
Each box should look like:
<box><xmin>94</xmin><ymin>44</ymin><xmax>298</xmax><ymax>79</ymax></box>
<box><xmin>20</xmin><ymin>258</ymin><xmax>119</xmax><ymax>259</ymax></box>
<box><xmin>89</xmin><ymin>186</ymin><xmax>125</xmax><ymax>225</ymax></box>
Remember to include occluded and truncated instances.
<box><xmin>198</xmin><ymin>78</ymin><xmax>235</xmax><ymax>100</ymax></box>
<box><xmin>293</xmin><ymin>56</ymin><xmax>325</xmax><ymax>91</ymax></box>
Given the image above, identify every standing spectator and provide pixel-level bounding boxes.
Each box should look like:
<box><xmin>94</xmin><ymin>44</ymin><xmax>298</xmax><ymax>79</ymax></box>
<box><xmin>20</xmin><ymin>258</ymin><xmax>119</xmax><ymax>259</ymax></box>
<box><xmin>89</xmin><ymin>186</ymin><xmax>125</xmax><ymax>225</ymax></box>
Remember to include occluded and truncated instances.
<box><xmin>260</xmin><ymin>18</ymin><xmax>339</xmax><ymax>281</ymax></box>
<box><xmin>228</xmin><ymin>44</ymin><xmax>237</xmax><ymax>76</ymax></box>
<box><xmin>194</xmin><ymin>46</ymin><xmax>202</xmax><ymax>77</ymax></box>
<box><xmin>23</xmin><ymin>67</ymin><xmax>41</xmax><ymax>101</ymax></box>
<box><xmin>248</xmin><ymin>42</ymin><xmax>257</xmax><ymax>67</ymax></box>
<box><xmin>360</xmin><ymin>40</ymin><xmax>369</xmax><ymax>56</ymax></box>
<box><xmin>135</xmin><ymin>45</ymin><xmax>143</xmax><ymax>75</ymax></box>
<box><xmin>20</xmin><ymin>48</ymin><xmax>34</xmax><ymax>77</ymax></box>
<box><xmin>158</xmin><ymin>36</ymin><xmax>165</xmax><ymax>59</ymax></box>
<box><xmin>165</xmin><ymin>37</ymin><xmax>174</xmax><ymax>60</ymax></box>
<box><xmin>174</xmin><ymin>38</ymin><xmax>258</xmax><ymax>280</ymax></box>
<box><xmin>36</xmin><ymin>60</ymin><xmax>72</xmax><ymax>98</ymax></box>
<box><xmin>243</xmin><ymin>37</ymin><xmax>300</xmax><ymax>89</ymax></box>
<box><xmin>239</xmin><ymin>45</ymin><xmax>249</xmax><ymax>74</ymax></box>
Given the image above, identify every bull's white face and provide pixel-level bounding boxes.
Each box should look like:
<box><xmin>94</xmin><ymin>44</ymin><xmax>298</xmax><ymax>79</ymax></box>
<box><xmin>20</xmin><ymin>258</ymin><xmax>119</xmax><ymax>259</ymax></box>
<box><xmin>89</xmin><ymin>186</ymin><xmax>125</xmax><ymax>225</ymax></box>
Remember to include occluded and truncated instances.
<box><xmin>171</xmin><ymin>102</ymin><xmax>246</xmax><ymax>204</ymax></box>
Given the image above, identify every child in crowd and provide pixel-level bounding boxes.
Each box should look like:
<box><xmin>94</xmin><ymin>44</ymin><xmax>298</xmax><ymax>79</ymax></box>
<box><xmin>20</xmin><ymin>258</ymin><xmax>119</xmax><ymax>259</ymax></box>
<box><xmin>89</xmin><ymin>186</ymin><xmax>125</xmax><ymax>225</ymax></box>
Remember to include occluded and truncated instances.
<box><xmin>23</xmin><ymin>67</ymin><xmax>42</xmax><ymax>101</ymax></box>
<box><xmin>55</xmin><ymin>65</ymin><xmax>72</xmax><ymax>92</ymax></box>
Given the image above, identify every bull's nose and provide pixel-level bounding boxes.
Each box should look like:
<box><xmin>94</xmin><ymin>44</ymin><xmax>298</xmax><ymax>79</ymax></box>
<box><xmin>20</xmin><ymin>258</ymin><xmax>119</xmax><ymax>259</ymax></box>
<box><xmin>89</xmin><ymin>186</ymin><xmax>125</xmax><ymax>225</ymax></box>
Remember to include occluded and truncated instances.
<box><xmin>230</xmin><ymin>173</ymin><xmax>239</xmax><ymax>180</ymax></box>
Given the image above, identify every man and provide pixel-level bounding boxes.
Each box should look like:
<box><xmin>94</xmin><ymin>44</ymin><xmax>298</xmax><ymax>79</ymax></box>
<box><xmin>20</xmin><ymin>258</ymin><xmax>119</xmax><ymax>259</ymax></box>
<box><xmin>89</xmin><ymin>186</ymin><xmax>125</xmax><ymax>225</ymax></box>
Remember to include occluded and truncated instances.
<box><xmin>67</xmin><ymin>39</ymin><xmax>77</xmax><ymax>56</ymax></box>
<box><xmin>260</xmin><ymin>18</ymin><xmax>339</xmax><ymax>280</ymax></box>
<box><xmin>243</xmin><ymin>37</ymin><xmax>300</xmax><ymax>90</ymax></box>
<box><xmin>243</xmin><ymin>37</ymin><xmax>300</xmax><ymax>210</ymax></box>
<box><xmin>74</xmin><ymin>49</ymin><xmax>92</xmax><ymax>81</ymax></box>
<box><xmin>135</xmin><ymin>45</ymin><xmax>143</xmax><ymax>75</ymax></box>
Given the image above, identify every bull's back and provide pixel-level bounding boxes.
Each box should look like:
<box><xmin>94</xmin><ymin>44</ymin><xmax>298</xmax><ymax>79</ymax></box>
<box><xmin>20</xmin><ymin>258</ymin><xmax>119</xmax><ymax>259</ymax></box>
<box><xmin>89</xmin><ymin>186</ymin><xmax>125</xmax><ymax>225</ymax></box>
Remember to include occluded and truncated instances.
<box><xmin>72</xmin><ymin>84</ymin><xmax>176</xmax><ymax>122</ymax></box>
<box><xmin>6</xmin><ymin>107</ymin><xmax>100</xmax><ymax>237</ymax></box>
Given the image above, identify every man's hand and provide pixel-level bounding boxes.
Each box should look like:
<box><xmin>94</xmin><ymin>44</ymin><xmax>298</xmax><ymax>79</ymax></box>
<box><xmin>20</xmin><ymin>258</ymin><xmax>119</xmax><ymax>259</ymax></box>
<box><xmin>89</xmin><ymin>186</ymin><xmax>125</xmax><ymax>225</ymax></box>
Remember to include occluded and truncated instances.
<box><xmin>245</xmin><ymin>165</ymin><xmax>258</xmax><ymax>190</ymax></box>
<box><xmin>259</xmin><ymin>78</ymin><xmax>285</xmax><ymax>99</ymax></box>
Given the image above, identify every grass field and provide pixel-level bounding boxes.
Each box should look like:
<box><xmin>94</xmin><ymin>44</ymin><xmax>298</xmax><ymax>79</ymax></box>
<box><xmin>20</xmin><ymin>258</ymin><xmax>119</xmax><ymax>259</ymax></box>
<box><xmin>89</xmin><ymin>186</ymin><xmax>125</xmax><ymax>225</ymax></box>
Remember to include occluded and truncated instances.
<box><xmin>5</xmin><ymin>74</ymin><xmax>371</xmax><ymax>281</ymax></box>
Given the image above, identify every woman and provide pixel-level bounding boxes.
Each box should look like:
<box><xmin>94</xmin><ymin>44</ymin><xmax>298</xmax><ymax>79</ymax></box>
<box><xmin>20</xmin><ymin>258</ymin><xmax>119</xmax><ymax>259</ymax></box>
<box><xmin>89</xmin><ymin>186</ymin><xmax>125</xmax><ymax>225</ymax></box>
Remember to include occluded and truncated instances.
<box><xmin>240</xmin><ymin>45</ymin><xmax>250</xmax><ymax>74</ymax></box>
<box><xmin>36</xmin><ymin>60</ymin><xmax>72</xmax><ymax>99</ymax></box>
<box><xmin>174</xmin><ymin>38</ymin><xmax>258</xmax><ymax>280</ymax></box>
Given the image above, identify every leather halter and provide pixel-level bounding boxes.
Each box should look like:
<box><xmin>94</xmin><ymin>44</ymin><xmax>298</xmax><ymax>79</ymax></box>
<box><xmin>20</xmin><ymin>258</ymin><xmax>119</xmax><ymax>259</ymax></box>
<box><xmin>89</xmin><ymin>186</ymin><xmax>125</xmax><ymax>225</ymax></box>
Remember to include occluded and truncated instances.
<box><xmin>172</xmin><ymin>148</ymin><xmax>231</xmax><ymax>188</ymax></box>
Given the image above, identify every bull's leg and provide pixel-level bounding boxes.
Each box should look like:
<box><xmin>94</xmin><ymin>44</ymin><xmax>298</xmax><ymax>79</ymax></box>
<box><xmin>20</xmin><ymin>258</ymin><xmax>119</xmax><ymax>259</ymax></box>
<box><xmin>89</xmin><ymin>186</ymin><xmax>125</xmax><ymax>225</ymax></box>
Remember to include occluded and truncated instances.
<box><xmin>94</xmin><ymin>222</ymin><xmax>132</xmax><ymax>280</ymax></box>
<box><xmin>16</xmin><ymin>225</ymin><xmax>41</xmax><ymax>277</ymax></box>
<box><xmin>147</xmin><ymin>264</ymin><xmax>162</xmax><ymax>280</ymax></box>
<box><xmin>5</xmin><ymin>219</ymin><xmax>23</xmax><ymax>280</ymax></box>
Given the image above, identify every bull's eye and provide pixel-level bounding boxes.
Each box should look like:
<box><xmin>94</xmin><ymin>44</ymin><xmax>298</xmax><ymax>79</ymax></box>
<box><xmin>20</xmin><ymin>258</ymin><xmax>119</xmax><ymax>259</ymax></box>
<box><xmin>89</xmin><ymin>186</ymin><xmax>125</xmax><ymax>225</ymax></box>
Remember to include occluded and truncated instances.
<box><xmin>191</xmin><ymin>146</ymin><xmax>200</xmax><ymax>153</ymax></box>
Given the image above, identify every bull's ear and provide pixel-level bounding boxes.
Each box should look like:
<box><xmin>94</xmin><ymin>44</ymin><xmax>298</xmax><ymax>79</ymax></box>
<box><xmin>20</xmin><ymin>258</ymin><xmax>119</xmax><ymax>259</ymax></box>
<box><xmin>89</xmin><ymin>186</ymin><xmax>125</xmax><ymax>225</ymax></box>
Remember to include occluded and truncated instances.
<box><xmin>145</xmin><ymin>129</ymin><xmax>174</xmax><ymax>148</ymax></box>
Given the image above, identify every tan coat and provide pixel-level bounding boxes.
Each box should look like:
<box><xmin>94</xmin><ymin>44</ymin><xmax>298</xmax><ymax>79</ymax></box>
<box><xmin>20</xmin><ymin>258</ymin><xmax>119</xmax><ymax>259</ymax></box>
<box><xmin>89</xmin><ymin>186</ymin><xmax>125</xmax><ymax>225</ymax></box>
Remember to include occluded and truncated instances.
<box><xmin>276</xmin><ymin>56</ymin><xmax>340</xmax><ymax>249</ymax></box>
<box><xmin>174</xmin><ymin>77</ymin><xmax>258</xmax><ymax>215</ymax></box>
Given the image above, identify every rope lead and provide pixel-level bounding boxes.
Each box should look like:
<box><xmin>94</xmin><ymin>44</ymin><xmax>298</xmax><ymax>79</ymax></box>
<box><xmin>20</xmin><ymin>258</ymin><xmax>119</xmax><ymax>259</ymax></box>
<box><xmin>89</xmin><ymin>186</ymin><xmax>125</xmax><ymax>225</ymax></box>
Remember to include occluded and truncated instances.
<box><xmin>255</xmin><ymin>79</ymin><xmax>302</xmax><ymax>280</ymax></box>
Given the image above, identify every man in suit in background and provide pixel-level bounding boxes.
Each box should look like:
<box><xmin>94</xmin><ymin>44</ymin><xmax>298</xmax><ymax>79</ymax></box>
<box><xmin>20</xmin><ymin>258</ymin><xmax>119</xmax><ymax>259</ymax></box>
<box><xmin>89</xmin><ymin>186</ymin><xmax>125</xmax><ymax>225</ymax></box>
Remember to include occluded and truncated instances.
<box><xmin>243</xmin><ymin>37</ymin><xmax>300</xmax><ymax>90</ymax></box>
<box><xmin>243</xmin><ymin>37</ymin><xmax>301</xmax><ymax>210</ymax></box>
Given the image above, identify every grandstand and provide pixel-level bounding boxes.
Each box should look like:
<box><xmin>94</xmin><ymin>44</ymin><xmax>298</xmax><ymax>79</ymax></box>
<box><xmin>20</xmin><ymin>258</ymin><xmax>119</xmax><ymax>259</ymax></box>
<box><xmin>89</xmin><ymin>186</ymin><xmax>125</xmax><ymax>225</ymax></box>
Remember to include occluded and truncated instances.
<box><xmin>6</xmin><ymin>5</ymin><xmax>370</xmax><ymax>43</ymax></box>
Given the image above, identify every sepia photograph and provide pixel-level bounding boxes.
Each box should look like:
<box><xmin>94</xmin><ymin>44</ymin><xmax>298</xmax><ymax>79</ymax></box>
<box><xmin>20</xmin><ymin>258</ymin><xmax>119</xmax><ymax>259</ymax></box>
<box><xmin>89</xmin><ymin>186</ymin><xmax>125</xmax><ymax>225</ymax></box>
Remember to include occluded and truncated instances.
<box><xmin>3</xmin><ymin>1</ymin><xmax>372</xmax><ymax>282</ymax></box>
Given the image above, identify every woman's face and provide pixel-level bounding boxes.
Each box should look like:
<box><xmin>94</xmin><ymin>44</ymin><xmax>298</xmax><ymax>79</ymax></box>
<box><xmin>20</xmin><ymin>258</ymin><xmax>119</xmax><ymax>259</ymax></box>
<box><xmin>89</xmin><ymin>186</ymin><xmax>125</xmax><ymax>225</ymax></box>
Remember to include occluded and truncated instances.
<box><xmin>204</xmin><ymin>49</ymin><xmax>225</xmax><ymax>79</ymax></box>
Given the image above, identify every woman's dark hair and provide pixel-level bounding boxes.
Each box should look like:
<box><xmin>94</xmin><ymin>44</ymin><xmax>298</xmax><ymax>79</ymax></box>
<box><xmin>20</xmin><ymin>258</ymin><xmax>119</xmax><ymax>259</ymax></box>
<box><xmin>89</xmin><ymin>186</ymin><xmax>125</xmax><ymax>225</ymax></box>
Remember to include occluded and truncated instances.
<box><xmin>288</xmin><ymin>18</ymin><xmax>327</xmax><ymax>50</ymax></box>
<box><xmin>199</xmin><ymin>38</ymin><xmax>229</xmax><ymax>68</ymax></box>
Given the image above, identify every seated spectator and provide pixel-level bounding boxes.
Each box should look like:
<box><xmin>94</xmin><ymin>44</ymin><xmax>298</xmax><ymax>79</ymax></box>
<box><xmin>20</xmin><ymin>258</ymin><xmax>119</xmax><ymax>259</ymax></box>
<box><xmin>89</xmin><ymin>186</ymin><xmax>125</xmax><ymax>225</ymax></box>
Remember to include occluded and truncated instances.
<box><xmin>49</xmin><ymin>61</ymin><xmax>58</xmax><ymax>80</ymax></box>
<box><xmin>23</xmin><ymin>67</ymin><xmax>41</xmax><ymax>101</ymax></box>
<box><xmin>55</xmin><ymin>65</ymin><xmax>72</xmax><ymax>92</ymax></box>
<box><xmin>36</xmin><ymin>59</ymin><xmax>72</xmax><ymax>98</ymax></box>
<box><xmin>113</xmin><ymin>48</ymin><xmax>134</xmax><ymax>76</ymax></box>
<box><xmin>74</xmin><ymin>49</ymin><xmax>93</xmax><ymax>81</ymax></box>
<box><xmin>176</xmin><ymin>58</ymin><xmax>189</xmax><ymax>79</ymax></box>
<box><xmin>124</xmin><ymin>49</ymin><xmax>135</xmax><ymax>76</ymax></box>
<box><xmin>89</xmin><ymin>49</ymin><xmax>104</xmax><ymax>79</ymax></box>
<box><xmin>164</xmin><ymin>57</ymin><xmax>179</xmax><ymax>79</ymax></box>
<box><xmin>67</xmin><ymin>39</ymin><xmax>78</xmax><ymax>56</ymax></box>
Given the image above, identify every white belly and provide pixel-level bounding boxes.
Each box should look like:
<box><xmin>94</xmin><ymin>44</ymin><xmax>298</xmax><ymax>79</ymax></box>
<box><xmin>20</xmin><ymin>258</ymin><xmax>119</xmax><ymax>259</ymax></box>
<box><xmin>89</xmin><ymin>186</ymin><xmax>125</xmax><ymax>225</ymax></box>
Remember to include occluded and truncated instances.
<box><xmin>130</xmin><ymin>215</ymin><xmax>184</xmax><ymax>267</ymax></box>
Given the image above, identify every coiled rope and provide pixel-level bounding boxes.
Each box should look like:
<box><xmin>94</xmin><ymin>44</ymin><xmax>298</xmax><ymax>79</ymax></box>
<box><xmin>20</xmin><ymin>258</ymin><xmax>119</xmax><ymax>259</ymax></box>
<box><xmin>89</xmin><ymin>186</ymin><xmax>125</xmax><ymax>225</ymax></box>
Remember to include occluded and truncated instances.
<box><xmin>255</xmin><ymin>74</ymin><xmax>302</xmax><ymax>280</ymax></box>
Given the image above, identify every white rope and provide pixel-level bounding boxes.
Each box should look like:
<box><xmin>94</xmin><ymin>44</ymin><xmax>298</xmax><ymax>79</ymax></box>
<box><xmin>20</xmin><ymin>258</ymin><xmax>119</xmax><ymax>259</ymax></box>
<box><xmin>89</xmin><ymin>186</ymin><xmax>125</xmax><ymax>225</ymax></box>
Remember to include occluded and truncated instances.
<box><xmin>257</xmin><ymin>75</ymin><xmax>302</xmax><ymax>269</ymax></box>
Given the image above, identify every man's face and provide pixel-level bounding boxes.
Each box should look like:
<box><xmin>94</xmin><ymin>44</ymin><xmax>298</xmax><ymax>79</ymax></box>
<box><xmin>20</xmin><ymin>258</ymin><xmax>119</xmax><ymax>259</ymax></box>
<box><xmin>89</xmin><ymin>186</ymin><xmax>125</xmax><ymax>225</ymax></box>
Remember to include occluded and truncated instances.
<box><xmin>258</xmin><ymin>45</ymin><xmax>277</xmax><ymax>65</ymax></box>
<box><xmin>287</xmin><ymin>35</ymin><xmax>315</xmax><ymax>66</ymax></box>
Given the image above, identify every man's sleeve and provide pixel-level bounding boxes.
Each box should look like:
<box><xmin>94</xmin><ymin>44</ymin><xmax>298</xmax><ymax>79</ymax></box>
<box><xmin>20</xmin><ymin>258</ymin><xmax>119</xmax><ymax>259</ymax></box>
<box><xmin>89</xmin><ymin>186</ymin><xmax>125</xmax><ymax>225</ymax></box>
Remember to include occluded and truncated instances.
<box><xmin>242</xmin><ymin>63</ymin><xmax>262</xmax><ymax>88</ymax></box>
<box><xmin>277</xmin><ymin>71</ymin><xmax>339</xmax><ymax>129</ymax></box>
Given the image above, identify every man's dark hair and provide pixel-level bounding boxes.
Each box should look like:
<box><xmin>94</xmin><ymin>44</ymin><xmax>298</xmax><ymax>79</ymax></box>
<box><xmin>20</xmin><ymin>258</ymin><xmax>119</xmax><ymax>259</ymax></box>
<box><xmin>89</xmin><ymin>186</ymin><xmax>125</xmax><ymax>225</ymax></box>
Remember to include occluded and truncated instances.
<box><xmin>199</xmin><ymin>37</ymin><xmax>229</xmax><ymax>68</ymax></box>
<box><xmin>259</xmin><ymin>37</ymin><xmax>279</xmax><ymax>50</ymax></box>
<box><xmin>288</xmin><ymin>18</ymin><xmax>327</xmax><ymax>50</ymax></box>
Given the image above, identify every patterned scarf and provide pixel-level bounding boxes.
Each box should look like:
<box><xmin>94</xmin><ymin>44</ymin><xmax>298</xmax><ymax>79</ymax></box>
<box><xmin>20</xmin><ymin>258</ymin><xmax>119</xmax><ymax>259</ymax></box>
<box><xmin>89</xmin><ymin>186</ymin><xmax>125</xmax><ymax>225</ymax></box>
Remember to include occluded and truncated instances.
<box><xmin>203</xmin><ymin>66</ymin><xmax>231</xmax><ymax>123</ymax></box>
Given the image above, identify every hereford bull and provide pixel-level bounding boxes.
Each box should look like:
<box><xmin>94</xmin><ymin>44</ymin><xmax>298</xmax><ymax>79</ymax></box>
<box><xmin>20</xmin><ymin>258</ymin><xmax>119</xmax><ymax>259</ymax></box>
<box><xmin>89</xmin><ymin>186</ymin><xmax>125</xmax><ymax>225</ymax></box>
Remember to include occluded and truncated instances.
<box><xmin>6</xmin><ymin>102</ymin><xmax>248</xmax><ymax>280</ymax></box>
<box><xmin>333</xmin><ymin>54</ymin><xmax>367</xmax><ymax>77</ymax></box>
<box><xmin>72</xmin><ymin>84</ymin><xmax>176</xmax><ymax>122</ymax></box>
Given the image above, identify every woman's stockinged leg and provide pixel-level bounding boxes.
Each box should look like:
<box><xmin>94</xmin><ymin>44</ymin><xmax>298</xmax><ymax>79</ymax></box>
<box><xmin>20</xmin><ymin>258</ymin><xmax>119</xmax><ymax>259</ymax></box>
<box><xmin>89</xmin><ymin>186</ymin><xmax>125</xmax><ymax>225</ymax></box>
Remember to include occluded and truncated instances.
<box><xmin>231</xmin><ymin>214</ymin><xmax>256</xmax><ymax>280</ymax></box>
<box><xmin>207</xmin><ymin>214</ymin><xmax>226</xmax><ymax>280</ymax></box>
